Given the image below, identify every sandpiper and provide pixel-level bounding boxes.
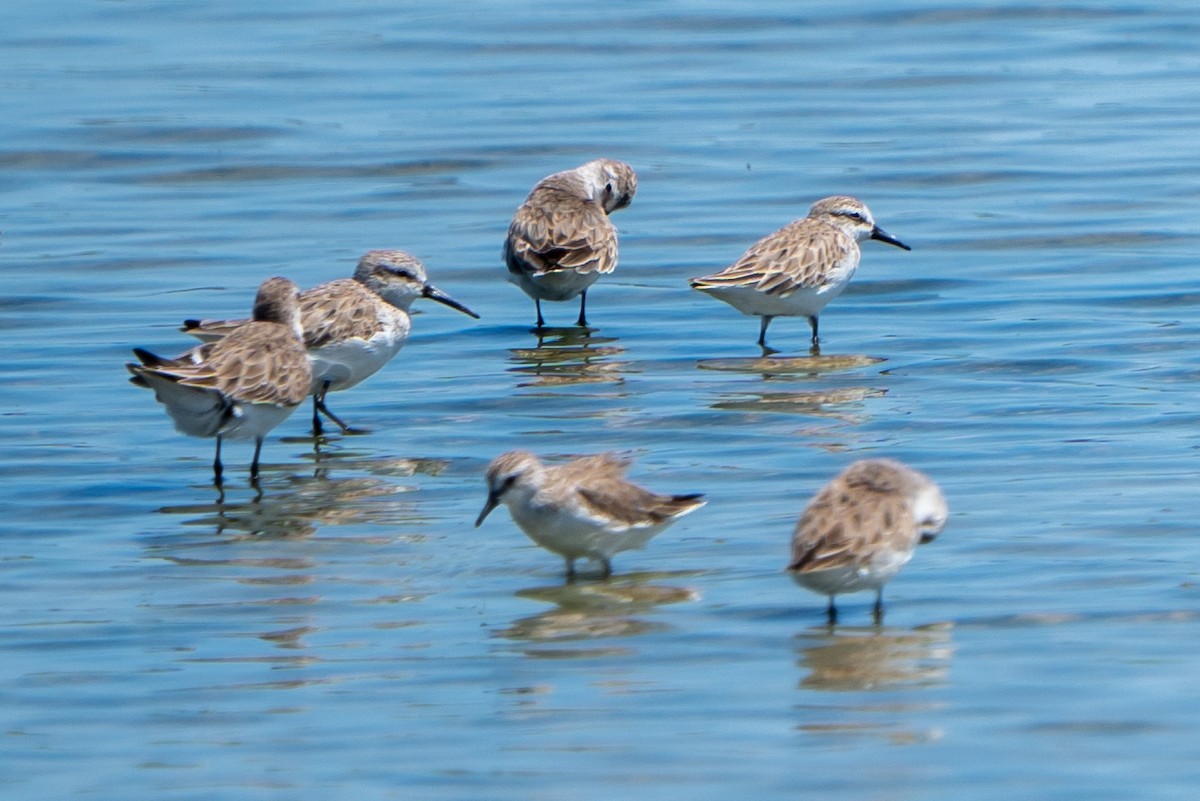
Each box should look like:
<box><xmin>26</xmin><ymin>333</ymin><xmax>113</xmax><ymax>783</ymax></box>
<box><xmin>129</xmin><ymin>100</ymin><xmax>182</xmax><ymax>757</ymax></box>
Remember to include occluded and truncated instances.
<box><xmin>504</xmin><ymin>159</ymin><xmax>637</xmax><ymax>329</ymax></box>
<box><xmin>690</xmin><ymin>195</ymin><xmax>910</xmax><ymax>350</ymax></box>
<box><xmin>788</xmin><ymin>458</ymin><xmax>947</xmax><ymax>624</ymax></box>
<box><xmin>183</xmin><ymin>250</ymin><xmax>479</xmax><ymax>435</ymax></box>
<box><xmin>476</xmin><ymin>450</ymin><xmax>704</xmax><ymax>578</ymax></box>
<box><xmin>128</xmin><ymin>276</ymin><xmax>312</xmax><ymax>485</ymax></box>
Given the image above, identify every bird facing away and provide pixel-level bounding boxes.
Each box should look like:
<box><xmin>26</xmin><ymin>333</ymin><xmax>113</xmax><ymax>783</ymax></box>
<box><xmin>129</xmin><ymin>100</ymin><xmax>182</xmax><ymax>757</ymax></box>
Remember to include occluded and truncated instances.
<box><xmin>128</xmin><ymin>276</ymin><xmax>312</xmax><ymax>485</ymax></box>
<box><xmin>788</xmin><ymin>459</ymin><xmax>947</xmax><ymax>625</ymax></box>
<box><xmin>475</xmin><ymin>450</ymin><xmax>705</xmax><ymax>578</ymax></box>
<box><xmin>183</xmin><ymin>250</ymin><xmax>479</xmax><ymax>436</ymax></box>
<box><xmin>689</xmin><ymin>195</ymin><xmax>910</xmax><ymax>351</ymax></box>
<box><xmin>504</xmin><ymin>159</ymin><xmax>637</xmax><ymax>330</ymax></box>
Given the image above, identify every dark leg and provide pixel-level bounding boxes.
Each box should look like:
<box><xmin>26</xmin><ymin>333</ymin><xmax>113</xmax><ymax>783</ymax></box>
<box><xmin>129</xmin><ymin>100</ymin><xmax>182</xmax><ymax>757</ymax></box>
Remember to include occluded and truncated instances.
<box><xmin>250</xmin><ymin>436</ymin><xmax>263</xmax><ymax>481</ymax></box>
<box><xmin>808</xmin><ymin>315</ymin><xmax>819</xmax><ymax>345</ymax></box>
<box><xmin>826</xmin><ymin>596</ymin><xmax>838</xmax><ymax>625</ymax></box>
<box><xmin>598</xmin><ymin>555</ymin><xmax>612</xmax><ymax>579</ymax></box>
<box><xmin>213</xmin><ymin>435</ymin><xmax>224</xmax><ymax>486</ymax></box>
<box><xmin>311</xmin><ymin>395</ymin><xmax>324</xmax><ymax>436</ymax></box>
<box><xmin>313</xmin><ymin>380</ymin><xmax>360</xmax><ymax>434</ymax></box>
<box><xmin>576</xmin><ymin>291</ymin><xmax>588</xmax><ymax>328</ymax></box>
<box><xmin>757</xmin><ymin>315</ymin><xmax>774</xmax><ymax>347</ymax></box>
<box><xmin>872</xmin><ymin>590</ymin><xmax>884</xmax><ymax>625</ymax></box>
<box><xmin>565</xmin><ymin>557</ymin><xmax>576</xmax><ymax>581</ymax></box>
<box><xmin>535</xmin><ymin>298</ymin><xmax>546</xmax><ymax>330</ymax></box>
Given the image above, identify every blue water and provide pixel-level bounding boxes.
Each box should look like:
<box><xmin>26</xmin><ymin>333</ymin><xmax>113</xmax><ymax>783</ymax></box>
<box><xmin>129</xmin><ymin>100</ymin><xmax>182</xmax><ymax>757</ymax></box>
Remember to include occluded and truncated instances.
<box><xmin>4</xmin><ymin>2</ymin><xmax>1200</xmax><ymax>798</ymax></box>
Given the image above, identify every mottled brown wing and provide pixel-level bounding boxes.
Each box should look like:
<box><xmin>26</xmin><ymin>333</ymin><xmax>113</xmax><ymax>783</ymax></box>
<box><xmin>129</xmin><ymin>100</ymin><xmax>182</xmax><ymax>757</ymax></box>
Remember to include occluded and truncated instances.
<box><xmin>694</xmin><ymin>219</ymin><xmax>853</xmax><ymax>294</ymax></box>
<box><xmin>562</xmin><ymin>454</ymin><xmax>703</xmax><ymax>527</ymax></box>
<box><xmin>788</xmin><ymin>476</ymin><xmax>915</xmax><ymax>573</ymax></box>
<box><xmin>160</xmin><ymin>323</ymin><xmax>311</xmax><ymax>406</ymax></box>
<box><xmin>300</xmin><ymin>279</ymin><xmax>382</xmax><ymax>348</ymax></box>
<box><xmin>555</xmin><ymin>453</ymin><xmax>632</xmax><ymax>484</ymax></box>
<box><xmin>506</xmin><ymin>187</ymin><xmax>617</xmax><ymax>278</ymax></box>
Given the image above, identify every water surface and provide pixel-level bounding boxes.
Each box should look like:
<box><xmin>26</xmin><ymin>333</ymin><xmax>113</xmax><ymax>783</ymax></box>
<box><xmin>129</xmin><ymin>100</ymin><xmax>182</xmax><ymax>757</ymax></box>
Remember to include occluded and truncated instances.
<box><xmin>4</xmin><ymin>2</ymin><xmax>1200</xmax><ymax>798</ymax></box>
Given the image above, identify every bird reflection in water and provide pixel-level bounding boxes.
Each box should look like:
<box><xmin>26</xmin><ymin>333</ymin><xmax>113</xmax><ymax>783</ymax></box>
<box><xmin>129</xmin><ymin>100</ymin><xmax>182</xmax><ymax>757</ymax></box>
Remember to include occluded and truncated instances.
<box><xmin>697</xmin><ymin>353</ymin><xmax>884</xmax><ymax>380</ymax></box>
<box><xmin>710</xmin><ymin>386</ymin><xmax>886</xmax><ymax>419</ymax></box>
<box><xmin>793</xmin><ymin>623</ymin><xmax>953</xmax><ymax>744</ymax></box>
<box><xmin>156</xmin><ymin>459</ymin><xmax>437</xmax><ymax>542</ymax></box>
<box><xmin>698</xmin><ymin>353</ymin><xmax>887</xmax><ymax>419</ymax></box>
<box><xmin>507</xmin><ymin>327</ymin><xmax>628</xmax><ymax>388</ymax></box>
<box><xmin>795</xmin><ymin>623</ymin><xmax>953</xmax><ymax>692</ymax></box>
<box><xmin>299</xmin><ymin>436</ymin><xmax>451</xmax><ymax>483</ymax></box>
<box><xmin>496</xmin><ymin>573</ymin><xmax>699</xmax><ymax>656</ymax></box>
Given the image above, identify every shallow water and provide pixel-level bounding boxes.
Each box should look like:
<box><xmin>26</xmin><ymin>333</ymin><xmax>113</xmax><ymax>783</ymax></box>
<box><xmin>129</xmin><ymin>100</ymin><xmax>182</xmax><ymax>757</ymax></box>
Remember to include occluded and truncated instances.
<box><xmin>4</xmin><ymin>2</ymin><xmax>1200</xmax><ymax>798</ymax></box>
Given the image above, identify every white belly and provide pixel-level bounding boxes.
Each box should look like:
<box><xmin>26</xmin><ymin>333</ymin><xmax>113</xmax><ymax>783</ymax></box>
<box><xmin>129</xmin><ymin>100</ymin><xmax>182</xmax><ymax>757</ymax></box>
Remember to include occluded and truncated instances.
<box><xmin>140</xmin><ymin>373</ymin><xmax>298</xmax><ymax>441</ymax></box>
<box><xmin>219</xmin><ymin>400</ymin><xmax>300</xmax><ymax>441</ymax></box>
<box><xmin>509</xmin><ymin>268</ymin><xmax>600</xmax><ymax>302</ymax></box>
<box><xmin>791</xmin><ymin>550</ymin><xmax>913</xmax><ymax>597</ymax></box>
<box><xmin>308</xmin><ymin>331</ymin><xmax>406</xmax><ymax>393</ymax></box>
<box><xmin>509</xmin><ymin>502</ymin><xmax>663</xmax><ymax>562</ymax></box>
<box><xmin>700</xmin><ymin>280</ymin><xmax>849</xmax><ymax>319</ymax></box>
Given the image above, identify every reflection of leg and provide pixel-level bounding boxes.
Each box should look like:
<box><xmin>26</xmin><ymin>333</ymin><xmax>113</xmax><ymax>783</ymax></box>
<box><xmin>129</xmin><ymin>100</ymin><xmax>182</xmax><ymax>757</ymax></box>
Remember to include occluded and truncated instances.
<box><xmin>826</xmin><ymin>596</ymin><xmax>838</xmax><ymax>625</ymax></box>
<box><xmin>312</xmin><ymin>436</ymin><xmax>329</xmax><ymax>480</ymax></box>
<box><xmin>213</xmin><ymin>435</ymin><xmax>224</xmax><ymax>486</ymax></box>
<box><xmin>757</xmin><ymin>315</ymin><xmax>773</xmax><ymax>347</ymax></box>
<box><xmin>576</xmin><ymin>291</ymin><xmax>588</xmax><ymax>327</ymax></box>
<box><xmin>872</xmin><ymin>590</ymin><xmax>884</xmax><ymax>625</ymax></box>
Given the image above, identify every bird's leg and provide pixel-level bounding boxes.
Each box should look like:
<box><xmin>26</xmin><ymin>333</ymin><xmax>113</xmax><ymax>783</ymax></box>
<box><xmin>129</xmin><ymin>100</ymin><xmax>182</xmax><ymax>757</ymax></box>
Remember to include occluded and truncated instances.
<box><xmin>535</xmin><ymin>298</ymin><xmax>546</xmax><ymax>330</ymax></box>
<box><xmin>826</xmin><ymin>596</ymin><xmax>838</xmax><ymax>626</ymax></box>
<box><xmin>808</xmin><ymin>315</ymin><xmax>820</xmax><ymax>345</ymax></box>
<box><xmin>757</xmin><ymin>315</ymin><xmax>774</xmax><ymax>347</ymax></box>
<box><xmin>313</xmin><ymin>380</ymin><xmax>361</xmax><ymax>434</ymax></box>
<box><xmin>576</xmin><ymin>291</ymin><xmax>588</xmax><ymax>328</ymax></box>
<box><xmin>250</xmin><ymin>436</ymin><xmax>263</xmax><ymax>481</ymax></box>
<box><xmin>311</xmin><ymin>395</ymin><xmax>324</xmax><ymax>436</ymax></box>
<box><xmin>564</xmin><ymin>557</ymin><xmax>577</xmax><ymax>582</ymax></box>
<box><xmin>213</xmin><ymin>435</ymin><xmax>224</xmax><ymax>486</ymax></box>
<box><xmin>872</xmin><ymin>590</ymin><xmax>885</xmax><ymax>625</ymax></box>
<box><xmin>598</xmin><ymin>555</ymin><xmax>612</xmax><ymax>579</ymax></box>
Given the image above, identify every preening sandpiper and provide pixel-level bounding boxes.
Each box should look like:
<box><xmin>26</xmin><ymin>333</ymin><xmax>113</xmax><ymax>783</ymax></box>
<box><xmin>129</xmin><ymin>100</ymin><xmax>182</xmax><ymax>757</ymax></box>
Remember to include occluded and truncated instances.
<box><xmin>504</xmin><ymin>159</ymin><xmax>637</xmax><ymax>330</ymax></box>
<box><xmin>788</xmin><ymin>458</ymin><xmax>947</xmax><ymax>624</ymax></box>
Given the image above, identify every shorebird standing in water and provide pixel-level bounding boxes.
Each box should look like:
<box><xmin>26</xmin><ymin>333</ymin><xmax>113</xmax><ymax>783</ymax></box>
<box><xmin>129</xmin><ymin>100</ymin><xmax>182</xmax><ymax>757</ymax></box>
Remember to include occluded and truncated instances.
<box><xmin>476</xmin><ymin>450</ymin><xmax>704</xmax><ymax>578</ymax></box>
<box><xmin>184</xmin><ymin>250</ymin><xmax>479</xmax><ymax>435</ymax></box>
<box><xmin>691</xmin><ymin>195</ymin><xmax>910</xmax><ymax>351</ymax></box>
<box><xmin>504</xmin><ymin>159</ymin><xmax>637</xmax><ymax>330</ymax></box>
<box><xmin>129</xmin><ymin>276</ymin><xmax>311</xmax><ymax>485</ymax></box>
<box><xmin>788</xmin><ymin>458</ymin><xmax>947</xmax><ymax>624</ymax></box>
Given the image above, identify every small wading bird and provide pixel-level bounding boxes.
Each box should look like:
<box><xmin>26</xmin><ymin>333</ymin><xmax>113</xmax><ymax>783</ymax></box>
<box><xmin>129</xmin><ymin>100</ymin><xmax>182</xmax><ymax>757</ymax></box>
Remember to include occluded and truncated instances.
<box><xmin>690</xmin><ymin>195</ymin><xmax>910</xmax><ymax>351</ymax></box>
<box><xmin>128</xmin><ymin>276</ymin><xmax>312</xmax><ymax>485</ymax></box>
<box><xmin>504</xmin><ymin>159</ymin><xmax>637</xmax><ymax>330</ymax></box>
<box><xmin>183</xmin><ymin>250</ymin><xmax>479</xmax><ymax>435</ymax></box>
<box><xmin>787</xmin><ymin>458</ymin><xmax>947</xmax><ymax>625</ymax></box>
<box><xmin>476</xmin><ymin>450</ymin><xmax>705</xmax><ymax>578</ymax></box>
